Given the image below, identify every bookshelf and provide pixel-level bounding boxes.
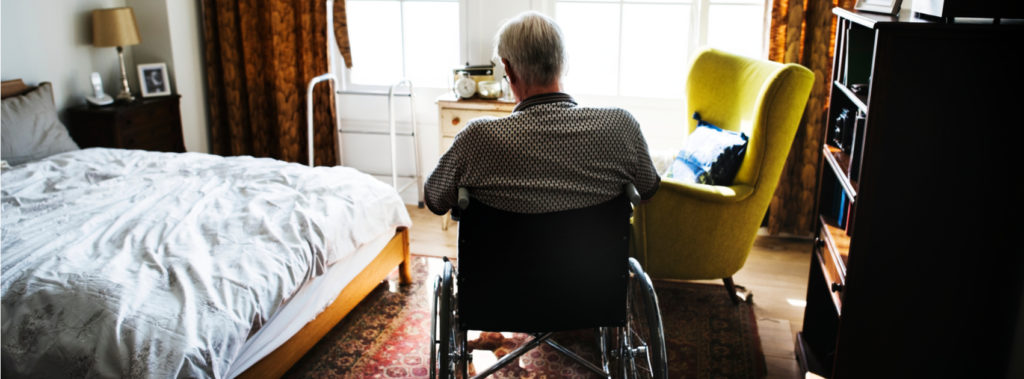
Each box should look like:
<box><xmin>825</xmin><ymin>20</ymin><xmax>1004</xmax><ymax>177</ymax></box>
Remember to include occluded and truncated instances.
<box><xmin>796</xmin><ymin>8</ymin><xmax>1024</xmax><ymax>378</ymax></box>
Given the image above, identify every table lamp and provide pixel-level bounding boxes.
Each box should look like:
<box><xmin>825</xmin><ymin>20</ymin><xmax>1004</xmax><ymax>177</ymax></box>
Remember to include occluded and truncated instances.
<box><xmin>92</xmin><ymin>7</ymin><xmax>141</xmax><ymax>102</ymax></box>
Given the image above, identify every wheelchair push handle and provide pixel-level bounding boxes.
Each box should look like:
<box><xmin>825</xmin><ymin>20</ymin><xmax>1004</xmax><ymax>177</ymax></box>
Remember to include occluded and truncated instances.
<box><xmin>624</xmin><ymin>183</ymin><xmax>641</xmax><ymax>207</ymax></box>
<box><xmin>458</xmin><ymin>187</ymin><xmax>471</xmax><ymax>210</ymax></box>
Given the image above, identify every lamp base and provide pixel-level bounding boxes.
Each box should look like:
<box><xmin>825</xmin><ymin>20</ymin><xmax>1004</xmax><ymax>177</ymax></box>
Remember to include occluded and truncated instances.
<box><xmin>116</xmin><ymin>90</ymin><xmax>134</xmax><ymax>102</ymax></box>
<box><xmin>115</xmin><ymin>46</ymin><xmax>134</xmax><ymax>102</ymax></box>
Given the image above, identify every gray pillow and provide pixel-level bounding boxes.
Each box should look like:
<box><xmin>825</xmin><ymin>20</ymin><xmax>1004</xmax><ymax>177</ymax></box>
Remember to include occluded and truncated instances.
<box><xmin>1</xmin><ymin>82</ymin><xmax>79</xmax><ymax>166</ymax></box>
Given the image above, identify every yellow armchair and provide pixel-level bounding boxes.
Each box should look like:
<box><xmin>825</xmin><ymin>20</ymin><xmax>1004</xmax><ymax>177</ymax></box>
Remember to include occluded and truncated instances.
<box><xmin>632</xmin><ymin>48</ymin><xmax>814</xmax><ymax>303</ymax></box>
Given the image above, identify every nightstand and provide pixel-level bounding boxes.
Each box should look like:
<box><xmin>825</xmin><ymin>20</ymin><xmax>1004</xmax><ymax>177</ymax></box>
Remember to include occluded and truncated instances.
<box><xmin>67</xmin><ymin>95</ymin><xmax>185</xmax><ymax>152</ymax></box>
<box><xmin>435</xmin><ymin>93</ymin><xmax>516</xmax><ymax>229</ymax></box>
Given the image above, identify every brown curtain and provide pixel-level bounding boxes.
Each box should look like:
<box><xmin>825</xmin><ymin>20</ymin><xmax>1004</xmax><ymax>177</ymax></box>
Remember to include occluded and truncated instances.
<box><xmin>200</xmin><ymin>0</ymin><xmax>352</xmax><ymax>166</ymax></box>
<box><xmin>766</xmin><ymin>0</ymin><xmax>855</xmax><ymax>235</ymax></box>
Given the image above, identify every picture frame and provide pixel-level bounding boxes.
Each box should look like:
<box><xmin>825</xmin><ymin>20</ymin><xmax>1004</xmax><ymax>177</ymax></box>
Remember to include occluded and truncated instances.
<box><xmin>137</xmin><ymin>62</ymin><xmax>171</xmax><ymax>97</ymax></box>
<box><xmin>854</xmin><ymin>0</ymin><xmax>902</xmax><ymax>16</ymax></box>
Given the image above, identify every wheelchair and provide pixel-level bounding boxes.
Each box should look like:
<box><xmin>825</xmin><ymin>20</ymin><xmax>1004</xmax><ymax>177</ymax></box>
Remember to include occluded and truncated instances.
<box><xmin>430</xmin><ymin>184</ymin><xmax>668</xmax><ymax>378</ymax></box>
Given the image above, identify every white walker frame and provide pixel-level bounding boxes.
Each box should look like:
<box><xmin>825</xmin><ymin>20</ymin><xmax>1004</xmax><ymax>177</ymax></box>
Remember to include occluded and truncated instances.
<box><xmin>306</xmin><ymin>0</ymin><xmax>424</xmax><ymax>207</ymax></box>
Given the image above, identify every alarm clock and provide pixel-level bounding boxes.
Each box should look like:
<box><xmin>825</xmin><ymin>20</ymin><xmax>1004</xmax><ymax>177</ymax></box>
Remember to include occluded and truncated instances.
<box><xmin>454</xmin><ymin>72</ymin><xmax>476</xmax><ymax>99</ymax></box>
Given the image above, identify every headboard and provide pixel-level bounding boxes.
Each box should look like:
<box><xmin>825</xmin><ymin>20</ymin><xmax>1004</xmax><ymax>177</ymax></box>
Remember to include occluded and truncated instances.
<box><xmin>2</xmin><ymin>79</ymin><xmax>34</xmax><ymax>99</ymax></box>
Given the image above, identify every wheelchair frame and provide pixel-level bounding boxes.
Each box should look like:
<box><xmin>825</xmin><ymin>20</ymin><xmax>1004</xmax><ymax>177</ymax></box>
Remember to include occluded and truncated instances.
<box><xmin>429</xmin><ymin>184</ymin><xmax>668</xmax><ymax>378</ymax></box>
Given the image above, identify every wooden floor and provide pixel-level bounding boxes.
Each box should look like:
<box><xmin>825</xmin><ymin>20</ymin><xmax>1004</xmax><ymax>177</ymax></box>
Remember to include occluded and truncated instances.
<box><xmin>405</xmin><ymin>204</ymin><xmax>812</xmax><ymax>379</ymax></box>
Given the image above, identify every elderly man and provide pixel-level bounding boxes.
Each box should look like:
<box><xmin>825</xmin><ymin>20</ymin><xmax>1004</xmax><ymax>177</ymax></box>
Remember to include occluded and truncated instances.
<box><xmin>425</xmin><ymin>11</ymin><xmax>660</xmax><ymax>215</ymax></box>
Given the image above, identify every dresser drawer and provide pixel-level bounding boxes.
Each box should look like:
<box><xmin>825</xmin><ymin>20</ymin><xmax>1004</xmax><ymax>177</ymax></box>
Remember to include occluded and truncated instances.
<box><xmin>816</xmin><ymin>223</ymin><xmax>848</xmax><ymax>313</ymax></box>
<box><xmin>117</xmin><ymin>100</ymin><xmax>175</xmax><ymax>127</ymax></box>
<box><xmin>439</xmin><ymin>109</ymin><xmax>510</xmax><ymax>137</ymax></box>
<box><xmin>118</xmin><ymin>119</ymin><xmax>179</xmax><ymax>152</ymax></box>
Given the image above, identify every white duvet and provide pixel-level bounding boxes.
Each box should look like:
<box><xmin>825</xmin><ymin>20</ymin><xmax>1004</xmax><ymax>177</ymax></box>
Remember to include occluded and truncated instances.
<box><xmin>0</xmin><ymin>148</ymin><xmax>411</xmax><ymax>378</ymax></box>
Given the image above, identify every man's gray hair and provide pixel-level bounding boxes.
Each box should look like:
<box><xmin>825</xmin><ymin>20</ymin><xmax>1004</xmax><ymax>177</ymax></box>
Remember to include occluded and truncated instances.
<box><xmin>495</xmin><ymin>11</ymin><xmax>566</xmax><ymax>87</ymax></box>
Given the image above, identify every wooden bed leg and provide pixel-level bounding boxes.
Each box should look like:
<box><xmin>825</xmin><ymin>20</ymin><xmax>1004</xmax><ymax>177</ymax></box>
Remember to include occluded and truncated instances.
<box><xmin>398</xmin><ymin>227</ymin><xmax>413</xmax><ymax>284</ymax></box>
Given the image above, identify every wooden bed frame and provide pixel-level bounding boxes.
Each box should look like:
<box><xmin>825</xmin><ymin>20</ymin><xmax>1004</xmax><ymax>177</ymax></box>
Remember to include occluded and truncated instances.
<box><xmin>1</xmin><ymin>79</ymin><xmax>35</xmax><ymax>99</ymax></box>
<box><xmin>4</xmin><ymin>79</ymin><xmax>414</xmax><ymax>378</ymax></box>
<box><xmin>239</xmin><ymin>227</ymin><xmax>412</xmax><ymax>378</ymax></box>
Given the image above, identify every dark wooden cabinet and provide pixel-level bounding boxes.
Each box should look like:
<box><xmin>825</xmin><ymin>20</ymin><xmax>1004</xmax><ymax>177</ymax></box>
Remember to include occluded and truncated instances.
<box><xmin>796</xmin><ymin>8</ymin><xmax>1024</xmax><ymax>378</ymax></box>
<box><xmin>67</xmin><ymin>95</ymin><xmax>185</xmax><ymax>152</ymax></box>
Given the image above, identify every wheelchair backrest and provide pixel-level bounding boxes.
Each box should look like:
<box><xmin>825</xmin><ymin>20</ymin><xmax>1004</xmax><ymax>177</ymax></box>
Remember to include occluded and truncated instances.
<box><xmin>456</xmin><ymin>194</ymin><xmax>632</xmax><ymax>333</ymax></box>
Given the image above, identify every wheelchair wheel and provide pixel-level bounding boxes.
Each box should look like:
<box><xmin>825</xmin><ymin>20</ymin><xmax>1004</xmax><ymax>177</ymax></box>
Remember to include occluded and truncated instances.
<box><xmin>621</xmin><ymin>257</ymin><xmax>668</xmax><ymax>379</ymax></box>
<box><xmin>430</xmin><ymin>258</ymin><xmax>467</xmax><ymax>378</ymax></box>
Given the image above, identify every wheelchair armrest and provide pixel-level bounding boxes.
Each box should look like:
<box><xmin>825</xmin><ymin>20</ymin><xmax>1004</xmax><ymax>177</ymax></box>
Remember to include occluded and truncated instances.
<box><xmin>458</xmin><ymin>187</ymin><xmax>470</xmax><ymax>210</ymax></box>
<box><xmin>624</xmin><ymin>183</ymin><xmax>641</xmax><ymax>207</ymax></box>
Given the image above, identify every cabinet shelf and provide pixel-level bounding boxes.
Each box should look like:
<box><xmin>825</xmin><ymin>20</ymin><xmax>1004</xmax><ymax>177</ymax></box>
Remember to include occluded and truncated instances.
<box><xmin>822</xmin><ymin>145</ymin><xmax>857</xmax><ymax>199</ymax></box>
<box><xmin>832</xmin><ymin>81</ymin><xmax>868</xmax><ymax>111</ymax></box>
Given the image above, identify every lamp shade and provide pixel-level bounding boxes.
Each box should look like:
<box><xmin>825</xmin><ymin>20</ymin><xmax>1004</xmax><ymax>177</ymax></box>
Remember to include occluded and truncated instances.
<box><xmin>92</xmin><ymin>7</ymin><xmax>141</xmax><ymax>47</ymax></box>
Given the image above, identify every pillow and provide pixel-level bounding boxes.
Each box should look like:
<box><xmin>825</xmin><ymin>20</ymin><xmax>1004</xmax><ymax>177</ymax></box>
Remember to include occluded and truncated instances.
<box><xmin>1</xmin><ymin>82</ymin><xmax>79</xmax><ymax>166</ymax></box>
<box><xmin>666</xmin><ymin>112</ymin><xmax>748</xmax><ymax>185</ymax></box>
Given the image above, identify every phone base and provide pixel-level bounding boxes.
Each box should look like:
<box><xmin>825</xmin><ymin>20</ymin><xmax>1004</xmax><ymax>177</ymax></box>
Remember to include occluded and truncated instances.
<box><xmin>86</xmin><ymin>95</ymin><xmax>114</xmax><ymax>106</ymax></box>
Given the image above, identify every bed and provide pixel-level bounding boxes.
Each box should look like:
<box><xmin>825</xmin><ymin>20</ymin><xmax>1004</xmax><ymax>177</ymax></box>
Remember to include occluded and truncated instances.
<box><xmin>1</xmin><ymin>79</ymin><xmax>413</xmax><ymax>378</ymax></box>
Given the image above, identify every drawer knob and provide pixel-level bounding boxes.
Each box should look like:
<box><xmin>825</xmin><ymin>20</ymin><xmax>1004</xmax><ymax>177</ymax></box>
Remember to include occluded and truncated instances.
<box><xmin>451</xmin><ymin>117</ymin><xmax>460</xmax><ymax>126</ymax></box>
<box><xmin>831</xmin><ymin>283</ymin><xmax>844</xmax><ymax>293</ymax></box>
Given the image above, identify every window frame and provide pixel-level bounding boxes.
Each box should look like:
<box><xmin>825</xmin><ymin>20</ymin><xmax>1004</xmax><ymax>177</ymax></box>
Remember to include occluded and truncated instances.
<box><xmin>543</xmin><ymin>0</ymin><xmax>770</xmax><ymax>100</ymax></box>
<box><xmin>337</xmin><ymin>0</ymin><xmax>464</xmax><ymax>92</ymax></box>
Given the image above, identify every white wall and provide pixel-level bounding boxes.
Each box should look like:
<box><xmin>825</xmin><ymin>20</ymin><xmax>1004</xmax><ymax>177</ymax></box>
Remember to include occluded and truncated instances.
<box><xmin>126</xmin><ymin>0</ymin><xmax>209</xmax><ymax>153</ymax></box>
<box><xmin>1</xmin><ymin>0</ymin><xmax>130</xmax><ymax>116</ymax></box>
<box><xmin>1</xmin><ymin>0</ymin><xmax>209</xmax><ymax>153</ymax></box>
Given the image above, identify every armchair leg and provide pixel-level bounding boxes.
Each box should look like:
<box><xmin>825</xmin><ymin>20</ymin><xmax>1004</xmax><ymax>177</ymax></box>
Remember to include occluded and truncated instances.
<box><xmin>723</xmin><ymin>277</ymin><xmax>752</xmax><ymax>304</ymax></box>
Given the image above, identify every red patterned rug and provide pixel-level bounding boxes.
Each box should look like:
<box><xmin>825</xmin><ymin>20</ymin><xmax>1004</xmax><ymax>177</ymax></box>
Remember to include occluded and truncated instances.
<box><xmin>285</xmin><ymin>256</ymin><xmax>765</xmax><ymax>378</ymax></box>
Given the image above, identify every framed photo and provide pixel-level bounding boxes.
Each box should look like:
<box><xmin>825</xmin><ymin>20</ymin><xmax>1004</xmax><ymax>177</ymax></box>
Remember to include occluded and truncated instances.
<box><xmin>137</xmin><ymin>62</ymin><xmax>171</xmax><ymax>97</ymax></box>
<box><xmin>854</xmin><ymin>0</ymin><xmax>902</xmax><ymax>16</ymax></box>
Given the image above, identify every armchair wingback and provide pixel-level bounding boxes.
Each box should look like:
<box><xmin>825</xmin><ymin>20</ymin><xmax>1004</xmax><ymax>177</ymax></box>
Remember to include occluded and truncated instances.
<box><xmin>631</xmin><ymin>48</ymin><xmax>814</xmax><ymax>302</ymax></box>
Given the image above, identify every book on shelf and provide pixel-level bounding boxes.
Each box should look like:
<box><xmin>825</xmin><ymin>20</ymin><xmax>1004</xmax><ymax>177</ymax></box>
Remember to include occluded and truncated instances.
<box><xmin>837</xmin><ymin>190</ymin><xmax>847</xmax><ymax>229</ymax></box>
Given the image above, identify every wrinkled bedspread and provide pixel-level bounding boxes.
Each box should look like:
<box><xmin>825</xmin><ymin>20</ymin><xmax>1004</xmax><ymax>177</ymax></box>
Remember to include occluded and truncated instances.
<box><xmin>1</xmin><ymin>148</ymin><xmax>411</xmax><ymax>378</ymax></box>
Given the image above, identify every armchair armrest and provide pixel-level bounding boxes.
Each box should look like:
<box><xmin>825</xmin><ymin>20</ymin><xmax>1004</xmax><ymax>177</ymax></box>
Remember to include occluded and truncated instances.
<box><xmin>656</xmin><ymin>178</ymin><xmax>754</xmax><ymax>203</ymax></box>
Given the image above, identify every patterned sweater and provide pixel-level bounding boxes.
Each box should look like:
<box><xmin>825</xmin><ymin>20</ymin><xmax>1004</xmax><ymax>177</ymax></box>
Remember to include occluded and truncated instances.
<box><xmin>424</xmin><ymin>92</ymin><xmax>660</xmax><ymax>215</ymax></box>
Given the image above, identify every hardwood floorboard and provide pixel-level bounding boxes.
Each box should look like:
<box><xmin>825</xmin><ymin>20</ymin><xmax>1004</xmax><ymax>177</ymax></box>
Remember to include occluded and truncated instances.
<box><xmin>404</xmin><ymin>204</ymin><xmax>812</xmax><ymax>379</ymax></box>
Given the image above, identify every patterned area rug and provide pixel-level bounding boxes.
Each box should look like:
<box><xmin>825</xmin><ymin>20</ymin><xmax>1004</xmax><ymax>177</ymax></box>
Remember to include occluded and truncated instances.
<box><xmin>285</xmin><ymin>256</ymin><xmax>765</xmax><ymax>378</ymax></box>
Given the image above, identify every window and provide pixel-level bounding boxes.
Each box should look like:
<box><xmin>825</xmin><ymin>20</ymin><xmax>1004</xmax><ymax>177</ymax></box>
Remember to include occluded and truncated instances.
<box><xmin>554</xmin><ymin>0</ymin><xmax>766</xmax><ymax>98</ymax></box>
<box><xmin>344</xmin><ymin>0</ymin><xmax>460</xmax><ymax>89</ymax></box>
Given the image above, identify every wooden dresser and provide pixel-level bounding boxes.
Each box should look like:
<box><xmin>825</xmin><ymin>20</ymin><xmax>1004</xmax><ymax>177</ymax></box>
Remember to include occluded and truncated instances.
<box><xmin>796</xmin><ymin>8</ymin><xmax>1024</xmax><ymax>378</ymax></box>
<box><xmin>436</xmin><ymin>93</ymin><xmax>516</xmax><ymax>152</ymax></box>
<box><xmin>67</xmin><ymin>95</ymin><xmax>185</xmax><ymax>152</ymax></box>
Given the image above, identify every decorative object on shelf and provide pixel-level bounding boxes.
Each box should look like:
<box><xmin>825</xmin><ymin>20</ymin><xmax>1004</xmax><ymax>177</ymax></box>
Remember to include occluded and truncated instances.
<box><xmin>476</xmin><ymin>80</ymin><xmax>501</xmax><ymax>99</ymax></box>
<box><xmin>500</xmin><ymin>76</ymin><xmax>514</xmax><ymax>102</ymax></box>
<box><xmin>454</xmin><ymin>72</ymin><xmax>476</xmax><ymax>99</ymax></box>
<box><xmin>137</xmin><ymin>62</ymin><xmax>171</xmax><ymax>98</ymax></box>
<box><xmin>853</xmin><ymin>0</ymin><xmax>902</xmax><ymax>16</ymax></box>
<box><xmin>451</xmin><ymin>64</ymin><xmax>494</xmax><ymax>99</ymax></box>
<box><xmin>92</xmin><ymin>7</ymin><xmax>141</xmax><ymax>102</ymax></box>
<box><xmin>86</xmin><ymin>72</ymin><xmax>113</xmax><ymax>106</ymax></box>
